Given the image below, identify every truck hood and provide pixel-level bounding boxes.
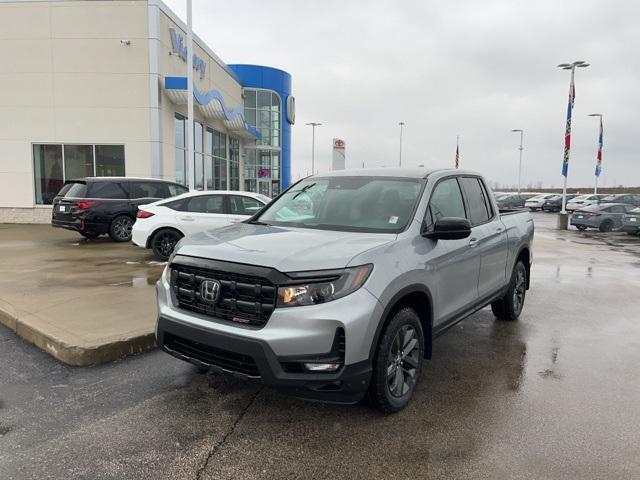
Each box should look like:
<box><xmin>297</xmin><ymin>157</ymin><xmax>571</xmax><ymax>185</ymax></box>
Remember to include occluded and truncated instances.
<box><xmin>175</xmin><ymin>223</ymin><xmax>396</xmax><ymax>272</ymax></box>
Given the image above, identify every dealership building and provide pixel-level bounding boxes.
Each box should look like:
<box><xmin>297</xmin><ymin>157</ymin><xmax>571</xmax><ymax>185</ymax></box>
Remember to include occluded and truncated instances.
<box><xmin>0</xmin><ymin>0</ymin><xmax>294</xmax><ymax>223</ymax></box>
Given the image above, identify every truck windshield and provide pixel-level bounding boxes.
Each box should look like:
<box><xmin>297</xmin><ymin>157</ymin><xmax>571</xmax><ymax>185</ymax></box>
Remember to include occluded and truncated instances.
<box><xmin>255</xmin><ymin>176</ymin><xmax>423</xmax><ymax>232</ymax></box>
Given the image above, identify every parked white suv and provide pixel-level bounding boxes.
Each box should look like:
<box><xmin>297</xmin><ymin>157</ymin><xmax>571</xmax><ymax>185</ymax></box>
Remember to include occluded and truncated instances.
<box><xmin>132</xmin><ymin>190</ymin><xmax>269</xmax><ymax>260</ymax></box>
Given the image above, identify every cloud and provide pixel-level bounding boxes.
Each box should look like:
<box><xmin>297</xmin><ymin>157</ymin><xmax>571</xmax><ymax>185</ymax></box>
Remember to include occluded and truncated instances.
<box><xmin>164</xmin><ymin>0</ymin><xmax>640</xmax><ymax>188</ymax></box>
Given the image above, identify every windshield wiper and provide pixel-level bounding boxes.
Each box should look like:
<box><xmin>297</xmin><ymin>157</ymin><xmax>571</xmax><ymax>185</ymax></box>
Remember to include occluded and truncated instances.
<box><xmin>247</xmin><ymin>219</ymin><xmax>271</xmax><ymax>226</ymax></box>
<box><xmin>292</xmin><ymin>183</ymin><xmax>316</xmax><ymax>200</ymax></box>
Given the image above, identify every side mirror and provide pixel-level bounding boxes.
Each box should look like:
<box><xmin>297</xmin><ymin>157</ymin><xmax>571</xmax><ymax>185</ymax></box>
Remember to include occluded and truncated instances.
<box><xmin>422</xmin><ymin>217</ymin><xmax>472</xmax><ymax>240</ymax></box>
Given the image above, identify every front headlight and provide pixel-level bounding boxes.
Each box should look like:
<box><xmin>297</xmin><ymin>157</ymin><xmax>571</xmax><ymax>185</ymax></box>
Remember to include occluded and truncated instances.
<box><xmin>277</xmin><ymin>264</ymin><xmax>373</xmax><ymax>307</ymax></box>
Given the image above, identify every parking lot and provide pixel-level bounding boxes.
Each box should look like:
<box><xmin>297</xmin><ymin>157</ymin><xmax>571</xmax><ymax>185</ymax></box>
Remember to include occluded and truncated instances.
<box><xmin>1</xmin><ymin>212</ymin><xmax>640</xmax><ymax>479</ymax></box>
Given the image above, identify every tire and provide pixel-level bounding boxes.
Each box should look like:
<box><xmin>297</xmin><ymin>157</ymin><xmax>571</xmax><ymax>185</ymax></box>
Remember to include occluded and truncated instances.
<box><xmin>491</xmin><ymin>261</ymin><xmax>527</xmax><ymax>321</ymax></box>
<box><xmin>576</xmin><ymin>225</ymin><xmax>587</xmax><ymax>231</ymax></box>
<box><xmin>368</xmin><ymin>307</ymin><xmax>424</xmax><ymax>413</ymax></box>
<box><xmin>151</xmin><ymin>228</ymin><xmax>183</xmax><ymax>261</ymax></box>
<box><xmin>599</xmin><ymin>220</ymin><xmax>613</xmax><ymax>233</ymax></box>
<box><xmin>80</xmin><ymin>231</ymin><xmax>99</xmax><ymax>239</ymax></box>
<box><xmin>108</xmin><ymin>215</ymin><xmax>134</xmax><ymax>242</ymax></box>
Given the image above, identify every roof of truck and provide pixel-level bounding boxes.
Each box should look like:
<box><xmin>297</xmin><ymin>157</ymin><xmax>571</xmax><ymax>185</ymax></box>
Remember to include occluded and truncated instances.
<box><xmin>313</xmin><ymin>168</ymin><xmax>480</xmax><ymax>179</ymax></box>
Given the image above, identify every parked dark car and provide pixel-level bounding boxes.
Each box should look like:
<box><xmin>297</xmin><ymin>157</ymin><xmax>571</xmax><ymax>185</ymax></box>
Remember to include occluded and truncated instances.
<box><xmin>622</xmin><ymin>207</ymin><xmax>640</xmax><ymax>235</ymax></box>
<box><xmin>51</xmin><ymin>177</ymin><xmax>189</xmax><ymax>241</ymax></box>
<box><xmin>599</xmin><ymin>194</ymin><xmax>640</xmax><ymax>207</ymax></box>
<box><xmin>541</xmin><ymin>194</ymin><xmax>578</xmax><ymax>212</ymax></box>
<box><xmin>495</xmin><ymin>194</ymin><xmax>529</xmax><ymax>209</ymax></box>
<box><xmin>570</xmin><ymin>203</ymin><xmax>635</xmax><ymax>232</ymax></box>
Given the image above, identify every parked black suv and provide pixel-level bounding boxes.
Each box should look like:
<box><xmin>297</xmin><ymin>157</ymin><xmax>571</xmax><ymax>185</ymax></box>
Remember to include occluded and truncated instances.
<box><xmin>51</xmin><ymin>177</ymin><xmax>188</xmax><ymax>241</ymax></box>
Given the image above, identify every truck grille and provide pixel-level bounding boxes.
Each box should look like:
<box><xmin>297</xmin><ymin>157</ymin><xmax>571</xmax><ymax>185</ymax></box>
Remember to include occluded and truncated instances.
<box><xmin>170</xmin><ymin>263</ymin><xmax>277</xmax><ymax>327</ymax></box>
<box><xmin>164</xmin><ymin>332</ymin><xmax>260</xmax><ymax>377</ymax></box>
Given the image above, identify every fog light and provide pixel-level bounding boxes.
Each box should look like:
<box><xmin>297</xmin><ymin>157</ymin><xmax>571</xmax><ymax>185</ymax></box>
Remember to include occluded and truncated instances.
<box><xmin>303</xmin><ymin>362</ymin><xmax>341</xmax><ymax>372</ymax></box>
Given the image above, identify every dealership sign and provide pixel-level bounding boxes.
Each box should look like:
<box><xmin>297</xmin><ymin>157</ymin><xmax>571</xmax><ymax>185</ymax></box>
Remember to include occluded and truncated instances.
<box><xmin>332</xmin><ymin>138</ymin><xmax>346</xmax><ymax>171</ymax></box>
<box><xmin>169</xmin><ymin>28</ymin><xmax>206</xmax><ymax>80</ymax></box>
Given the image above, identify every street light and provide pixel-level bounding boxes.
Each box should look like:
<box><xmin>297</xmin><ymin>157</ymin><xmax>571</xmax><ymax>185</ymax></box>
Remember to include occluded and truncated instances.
<box><xmin>305</xmin><ymin>122</ymin><xmax>322</xmax><ymax>175</ymax></box>
<box><xmin>588</xmin><ymin>113</ymin><xmax>604</xmax><ymax>194</ymax></box>
<box><xmin>557</xmin><ymin>60</ymin><xmax>590</xmax><ymax>222</ymax></box>
<box><xmin>398</xmin><ymin>122</ymin><xmax>405</xmax><ymax>167</ymax></box>
<box><xmin>511</xmin><ymin>129</ymin><xmax>524</xmax><ymax>194</ymax></box>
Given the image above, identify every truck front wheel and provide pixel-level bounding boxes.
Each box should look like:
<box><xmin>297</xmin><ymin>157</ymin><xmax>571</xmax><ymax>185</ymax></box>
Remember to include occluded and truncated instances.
<box><xmin>368</xmin><ymin>307</ymin><xmax>424</xmax><ymax>413</ymax></box>
<box><xmin>491</xmin><ymin>261</ymin><xmax>527</xmax><ymax>321</ymax></box>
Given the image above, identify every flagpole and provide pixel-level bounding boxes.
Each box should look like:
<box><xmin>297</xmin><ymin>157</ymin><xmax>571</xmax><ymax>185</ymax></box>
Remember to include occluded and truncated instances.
<box><xmin>455</xmin><ymin>135</ymin><xmax>459</xmax><ymax>169</ymax></box>
<box><xmin>588</xmin><ymin>113</ymin><xmax>603</xmax><ymax>195</ymax></box>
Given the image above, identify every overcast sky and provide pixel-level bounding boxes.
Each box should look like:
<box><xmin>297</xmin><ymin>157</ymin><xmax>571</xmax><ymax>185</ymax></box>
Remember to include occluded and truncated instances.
<box><xmin>164</xmin><ymin>0</ymin><xmax>639</xmax><ymax>188</ymax></box>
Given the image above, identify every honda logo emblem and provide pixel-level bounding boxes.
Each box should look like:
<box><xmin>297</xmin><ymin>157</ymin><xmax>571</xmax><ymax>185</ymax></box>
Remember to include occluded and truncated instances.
<box><xmin>200</xmin><ymin>279</ymin><xmax>221</xmax><ymax>304</ymax></box>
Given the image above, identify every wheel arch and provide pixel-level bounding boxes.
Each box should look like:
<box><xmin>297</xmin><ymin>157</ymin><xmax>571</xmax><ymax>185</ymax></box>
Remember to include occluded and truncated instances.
<box><xmin>369</xmin><ymin>285</ymin><xmax>434</xmax><ymax>361</ymax></box>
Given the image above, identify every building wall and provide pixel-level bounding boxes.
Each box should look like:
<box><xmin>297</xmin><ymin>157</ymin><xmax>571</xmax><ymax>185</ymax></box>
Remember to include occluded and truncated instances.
<box><xmin>0</xmin><ymin>0</ymin><xmax>152</xmax><ymax>218</ymax></box>
<box><xmin>152</xmin><ymin>2</ymin><xmax>245</xmax><ymax>184</ymax></box>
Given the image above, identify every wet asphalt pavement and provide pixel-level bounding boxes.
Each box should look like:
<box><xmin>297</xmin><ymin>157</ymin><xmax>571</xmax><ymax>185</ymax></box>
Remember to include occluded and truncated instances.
<box><xmin>1</xmin><ymin>213</ymin><xmax>640</xmax><ymax>479</ymax></box>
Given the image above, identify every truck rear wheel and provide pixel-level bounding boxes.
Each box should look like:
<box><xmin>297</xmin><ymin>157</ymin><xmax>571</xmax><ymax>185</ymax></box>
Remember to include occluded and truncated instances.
<box><xmin>368</xmin><ymin>307</ymin><xmax>424</xmax><ymax>413</ymax></box>
<box><xmin>491</xmin><ymin>261</ymin><xmax>527</xmax><ymax>321</ymax></box>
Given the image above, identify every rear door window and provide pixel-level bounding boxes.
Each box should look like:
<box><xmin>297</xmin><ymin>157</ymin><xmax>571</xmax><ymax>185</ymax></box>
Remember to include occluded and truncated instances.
<box><xmin>186</xmin><ymin>195</ymin><xmax>225</xmax><ymax>214</ymax></box>
<box><xmin>130</xmin><ymin>182</ymin><xmax>169</xmax><ymax>199</ymax></box>
<box><xmin>168</xmin><ymin>183</ymin><xmax>189</xmax><ymax>197</ymax></box>
<box><xmin>229</xmin><ymin>195</ymin><xmax>265</xmax><ymax>215</ymax></box>
<box><xmin>86</xmin><ymin>181</ymin><xmax>128</xmax><ymax>199</ymax></box>
<box><xmin>609</xmin><ymin>205</ymin><xmax>626</xmax><ymax>213</ymax></box>
<box><xmin>459</xmin><ymin>177</ymin><xmax>491</xmax><ymax>226</ymax></box>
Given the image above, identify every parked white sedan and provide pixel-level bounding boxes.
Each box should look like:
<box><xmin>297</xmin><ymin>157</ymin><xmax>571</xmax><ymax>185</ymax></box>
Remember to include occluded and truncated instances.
<box><xmin>566</xmin><ymin>194</ymin><xmax>604</xmax><ymax>212</ymax></box>
<box><xmin>524</xmin><ymin>194</ymin><xmax>556</xmax><ymax>211</ymax></box>
<box><xmin>132</xmin><ymin>190</ymin><xmax>269</xmax><ymax>260</ymax></box>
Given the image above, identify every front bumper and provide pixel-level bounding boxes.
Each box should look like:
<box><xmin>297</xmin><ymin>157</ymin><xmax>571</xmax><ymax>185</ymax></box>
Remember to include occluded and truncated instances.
<box><xmin>156</xmin><ymin>315</ymin><xmax>371</xmax><ymax>403</ymax></box>
<box><xmin>622</xmin><ymin>224</ymin><xmax>640</xmax><ymax>233</ymax></box>
<box><xmin>155</xmin><ymin>266</ymin><xmax>382</xmax><ymax>403</ymax></box>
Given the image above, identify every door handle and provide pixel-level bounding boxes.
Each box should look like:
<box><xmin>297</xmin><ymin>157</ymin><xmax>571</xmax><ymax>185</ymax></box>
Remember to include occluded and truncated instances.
<box><xmin>469</xmin><ymin>237</ymin><xmax>479</xmax><ymax>247</ymax></box>
<box><xmin>180</xmin><ymin>216</ymin><xmax>195</xmax><ymax>221</ymax></box>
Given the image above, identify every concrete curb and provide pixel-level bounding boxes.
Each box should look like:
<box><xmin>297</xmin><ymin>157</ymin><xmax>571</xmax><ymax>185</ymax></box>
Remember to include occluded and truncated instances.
<box><xmin>0</xmin><ymin>306</ymin><xmax>156</xmax><ymax>366</ymax></box>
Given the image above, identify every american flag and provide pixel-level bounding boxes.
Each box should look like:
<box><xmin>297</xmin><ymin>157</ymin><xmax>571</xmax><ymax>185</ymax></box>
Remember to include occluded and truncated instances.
<box><xmin>455</xmin><ymin>136</ymin><xmax>460</xmax><ymax>169</ymax></box>
<box><xmin>562</xmin><ymin>82</ymin><xmax>575</xmax><ymax>177</ymax></box>
<box><xmin>595</xmin><ymin>116</ymin><xmax>603</xmax><ymax>177</ymax></box>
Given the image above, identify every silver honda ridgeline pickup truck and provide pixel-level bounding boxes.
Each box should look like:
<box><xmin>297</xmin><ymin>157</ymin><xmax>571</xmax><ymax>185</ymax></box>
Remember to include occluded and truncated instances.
<box><xmin>156</xmin><ymin>169</ymin><xmax>533</xmax><ymax>412</ymax></box>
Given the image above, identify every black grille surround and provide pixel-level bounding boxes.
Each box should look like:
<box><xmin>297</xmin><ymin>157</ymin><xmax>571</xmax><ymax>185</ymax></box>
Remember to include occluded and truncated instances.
<box><xmin>170</xmin><ymin>256</ymin><xmax>284</xmax><ymax>328</ymax></box>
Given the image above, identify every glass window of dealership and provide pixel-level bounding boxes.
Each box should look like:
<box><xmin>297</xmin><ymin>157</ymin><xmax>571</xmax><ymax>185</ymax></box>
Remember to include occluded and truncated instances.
<box><xmin>173</xmin><ymin>88</ymin><xmax>285</xmax><ymax>198</ymax></box>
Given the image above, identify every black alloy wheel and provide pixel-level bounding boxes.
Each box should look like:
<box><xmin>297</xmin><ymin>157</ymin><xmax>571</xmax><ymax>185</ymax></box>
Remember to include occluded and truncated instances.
<box><xmin>599</xmin><ymin>220</ymin><xmax>613</xmax><ymax>233</ymax></box>
<box><xmin>491</xmin><ymin>261</ymin><xmax>527</xmax><ymax>321</ymax></box>
<box><xmin>576</xmin><ymin>225</ymin><xmax>587</xmax><ymax>231</ymax></box>
<box><xmin>386</xmin><ymin>325</ymin><xmax>421</xmax><ymax>398</ymax></box>
<box><xmin>109</xmin><ymin>215</ymin><xmax>134</xmax><ymax>242</ymax></box>
<box><xmin>368</xmin><ymin>307</ymin><xmax>424</xmax><ymax>413</ymax></box>
<box><xmin>151</xmin><ymin>229</ymin><xmax>183</xmax><ymax>261</ymax></box>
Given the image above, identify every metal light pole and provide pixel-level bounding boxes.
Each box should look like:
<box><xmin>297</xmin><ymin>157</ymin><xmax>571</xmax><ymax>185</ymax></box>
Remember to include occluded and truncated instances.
<box><xmin>511</xmin><ymin>129</ymin><xmax>524</xmax><ymax>194</ymax></box>
<box><xmin>557</xmin><ymin>60</ymin><xmax>590</xmax><ymax>219</ymax></box>
<box><xmin>588</xmin><ymin>113</ymin><xmax>603</xmax><ymax>194</ymax></box>
<box><xmin>186</xmin><ymin>0</ymin><xmax>195</xmax><ymax>190</ymax></box>
<box><xmin>305</xmin><ymin>122</ymin><xmax>322</xmax><ymax>175</ymax></box>
<box><xmin>398</xmin><ymin>122</ymin><xmax>405</xmax><ymax>167</ymax></box>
